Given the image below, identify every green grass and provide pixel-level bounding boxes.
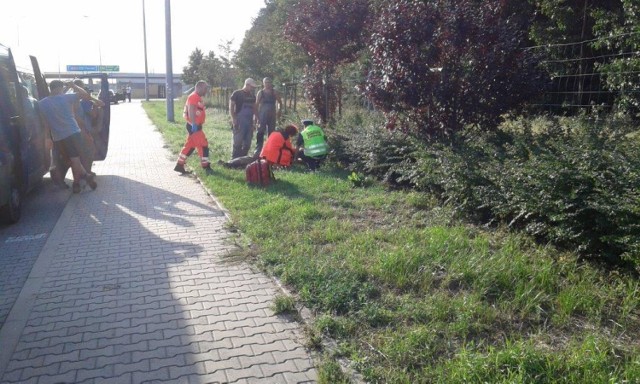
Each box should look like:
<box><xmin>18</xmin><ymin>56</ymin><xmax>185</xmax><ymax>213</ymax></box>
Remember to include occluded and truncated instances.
<box><xmin>143</xmin><ymin>101</ymin><xmax>640</xmax><ymax>383</ymax></box>
<box><xmin>272</xmin><ymin>294</ymin><xmax>297</xmax><ymax>314</ymax></box>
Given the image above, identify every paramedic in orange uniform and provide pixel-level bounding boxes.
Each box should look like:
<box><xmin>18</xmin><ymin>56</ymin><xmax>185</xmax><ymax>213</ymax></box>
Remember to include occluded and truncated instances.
<box><xmin>174</xmin><ymin>80</ymin><xmax>214</xmax><ymax>175</ymax></box>
<box><xmin>260</xmin><ymin>124</ymin><xmax>298</xmax><ymax>167</ymax></box>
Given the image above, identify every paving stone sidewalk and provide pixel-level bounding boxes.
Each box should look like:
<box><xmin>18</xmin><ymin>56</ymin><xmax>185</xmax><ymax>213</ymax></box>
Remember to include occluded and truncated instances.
<box><xmin>0</xmin><ymin>101</ymin><xmax>317</xmax><ymax>384</ymax></box>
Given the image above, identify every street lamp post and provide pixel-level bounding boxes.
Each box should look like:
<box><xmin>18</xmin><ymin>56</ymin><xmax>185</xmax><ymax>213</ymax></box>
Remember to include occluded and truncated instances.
<box><xmin>165</xmin><ymin>0</ymin><xmax>174</xmax><ymax>122</ymax></box>
<box><xmin>143</xmin><ymin>0</ymin><xmax>149</xmax><ymax>101</ymax></box>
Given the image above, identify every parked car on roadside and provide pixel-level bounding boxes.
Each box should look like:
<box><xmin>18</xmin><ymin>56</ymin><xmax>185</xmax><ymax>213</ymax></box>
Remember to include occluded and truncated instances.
<box><xmin>115</xmin><ymin>90</ymin><xmax>126</xmax><ymax>103</ymax></box>
<box><xmin>0</xmin><ymin>42</ymin><xmax>111</xmax><ymax>224</ymax></box>
<box><xmin>99</xmin><ymin>89</ymin><xmax>125</xmax><ymax>104</ymax></box>
<box><xmin>0</xmin><ymin>43</ymin><xmax>49</xmax><ymax>223</ymax></box>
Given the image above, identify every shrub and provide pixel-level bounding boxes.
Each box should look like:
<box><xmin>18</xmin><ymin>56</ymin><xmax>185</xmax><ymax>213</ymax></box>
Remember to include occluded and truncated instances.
<box><xmin>332</xmin><ymin>111</ymin><xmax>423</xmax><ymax>186</ymax></box>
<box><xmin>485</xmin><ymin>117</ymin><xmax>640</xmax><ymax>265</ymax></box>
<box><xmin>337</xmin><ymin>112</ymin><xmax>640</xmax><ymax>269</ymax></box>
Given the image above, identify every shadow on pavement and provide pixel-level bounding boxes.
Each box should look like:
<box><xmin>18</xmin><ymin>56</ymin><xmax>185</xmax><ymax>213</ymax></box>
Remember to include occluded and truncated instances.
<box><xmin>1</xmin><ymin>175</ymin><xmax>240</xmax><ymax>383</ymax></box>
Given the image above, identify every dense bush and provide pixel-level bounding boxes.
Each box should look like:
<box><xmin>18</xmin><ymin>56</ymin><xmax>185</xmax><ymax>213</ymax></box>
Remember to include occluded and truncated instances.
<box><xmin>331</xmin><ymin>109</ymin><xmax>420</xmax><ymax>185</ymax></box>
<box><xmin>464</xmin><ymin>118</ymin><xmax>639</xmax><ymax>266</ymax></box>
<box><xmin>338</xmin><ymin>115</ymin><xmax>640</xmax><ymax>269</ymax></box>
<box><xmin>364</xmin><ymin>0</ymin><xmax>545</xmax><ymax>139</ymax></box>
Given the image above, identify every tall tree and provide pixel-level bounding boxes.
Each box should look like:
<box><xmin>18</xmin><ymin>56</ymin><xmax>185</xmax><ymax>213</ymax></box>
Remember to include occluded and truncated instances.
<box><xmin>364</xmin><ymin>0</ymin><xmax>545</xmax><ymax>138</ymax></box>
<box><xmin>235</xmin><ymin>0</ymin><xmax>309</xmax><ymax>86</ymax></box>
<box><xmin>182</xmin><ymin>48</ymin><xmax>204</xmax><ymax>86</ymax></box>
<box><xmin>284</xmin><ymin>0</ymin><xmax>370</xmax><ymax>123</ymax></box>
<box><xmin>218</xmin><ymin>40</ymin><xmax>237</xmax><ymax>88</ymax></box>
<box><xmin>198</xmin><ymin>51</ymin><xmax>222</xmax><ymax>88</ymax></box>
<box><xmin>182</xmin><ymin>48</ymin><xmax>223</xmax><ymax>88</ymax></box>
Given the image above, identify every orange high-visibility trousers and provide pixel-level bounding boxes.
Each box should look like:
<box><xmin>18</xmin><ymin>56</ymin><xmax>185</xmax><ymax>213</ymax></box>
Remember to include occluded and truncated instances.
<box><xmin>176</xmin><ymin>129</ymin><xmax>210</xmax><ymax>168</ymax></box>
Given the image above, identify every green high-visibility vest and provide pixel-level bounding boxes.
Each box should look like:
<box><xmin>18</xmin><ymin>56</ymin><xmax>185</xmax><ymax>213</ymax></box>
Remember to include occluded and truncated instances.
<box><xmin>301</xmin><ymin>125</ymin><xmax>328</xmax><ymax>158</ymax></box>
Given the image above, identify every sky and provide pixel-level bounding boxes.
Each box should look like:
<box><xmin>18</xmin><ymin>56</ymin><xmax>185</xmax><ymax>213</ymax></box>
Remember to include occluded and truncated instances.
<box><xmin>0</xmin><ymin>0</ymin><xmax>267</xmax><ymax>75</ymax></box>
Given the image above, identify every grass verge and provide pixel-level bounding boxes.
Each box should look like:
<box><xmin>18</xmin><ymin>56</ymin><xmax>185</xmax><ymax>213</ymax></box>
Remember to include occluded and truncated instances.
<box><xmin>143</xmin><ymin>101</ymin><xmax>640</xmax><ymax>383</ymax></box>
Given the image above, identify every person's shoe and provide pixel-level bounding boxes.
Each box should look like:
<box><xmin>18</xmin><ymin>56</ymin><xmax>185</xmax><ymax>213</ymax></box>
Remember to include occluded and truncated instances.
<box><xmin>72</xmin><ymin>182</ymin><xmax>81</xmax><ymax>194</ymax></box>
<box><xmin>204</xmin><ymin>166</ymin><xmax>214</xmax><ymax>176</ymax></box>
<box><xmin>174</xmin><ymin>164</ymin><xmax>189</xmax><ymax>174</ymax></box>
<box><xmin>84</xmin><ymin>173</ymin><xmax>97</xmax><ymax>190</ymax></box>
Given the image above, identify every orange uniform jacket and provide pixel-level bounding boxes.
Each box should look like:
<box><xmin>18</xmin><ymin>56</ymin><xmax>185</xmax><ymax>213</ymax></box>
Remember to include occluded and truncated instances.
<box><xmin>183</xmin><ymin>92</ymin><xmax>206</xmax><ymax>126</ymax></box>
<box><xmin>260</xmin><ymin>131</ymin><xmax>295</xmax><ymax>166</ymax></box>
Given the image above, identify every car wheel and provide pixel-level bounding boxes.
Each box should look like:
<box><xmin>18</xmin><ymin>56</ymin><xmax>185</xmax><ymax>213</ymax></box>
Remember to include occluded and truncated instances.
<box><xmin>0</xmin><ymin>177</ymin><xmax>21</xmax><ymax>224</ymax></box>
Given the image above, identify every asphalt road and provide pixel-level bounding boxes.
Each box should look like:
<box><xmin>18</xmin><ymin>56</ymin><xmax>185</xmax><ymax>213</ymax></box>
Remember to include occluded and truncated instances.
<box><xmin>0</xmin><ymin>177</ymin><xmax>71</xmax><ymax>327</ymax></box>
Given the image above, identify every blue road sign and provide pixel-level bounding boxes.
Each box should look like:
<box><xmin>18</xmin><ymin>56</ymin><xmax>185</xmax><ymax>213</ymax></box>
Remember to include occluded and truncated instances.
<box><xmin>67</xmin><ymin>65</ymin><xmax>120</xmax><ymax>72</ymax></box>
<box><xmin>67</xmin><ymin>65</ymin><xmax>97</xmax><ymax>71</ymax></box>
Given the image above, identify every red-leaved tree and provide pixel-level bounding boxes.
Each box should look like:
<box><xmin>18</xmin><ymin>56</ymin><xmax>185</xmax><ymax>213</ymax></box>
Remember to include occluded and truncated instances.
<box><xmin>365</xmin><ymin>0</ymin><xmax>546</xmax><ymax>138</ymax></box>
<box><xmin>284</xmin><ymin>0</ymin><xmax>370</xmax><ymax>123</ymax></box>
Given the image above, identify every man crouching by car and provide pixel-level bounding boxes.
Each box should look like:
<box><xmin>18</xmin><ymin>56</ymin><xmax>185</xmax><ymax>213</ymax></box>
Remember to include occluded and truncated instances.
<box><xmin>39</xmin><ymin>79</ymin><xmax>104</xmax><ymax>193</ymax></box>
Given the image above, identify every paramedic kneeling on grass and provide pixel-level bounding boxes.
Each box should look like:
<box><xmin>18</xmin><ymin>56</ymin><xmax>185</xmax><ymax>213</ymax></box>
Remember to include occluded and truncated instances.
<box><xmin>296</xmin><ymin>119</ymin><xmax>328</xmax><ymax>171</ymax></box>
<box><xmin>260</xmin><ymin>124</ymin><xmax>298</xmax><ymax>167</ymax></box>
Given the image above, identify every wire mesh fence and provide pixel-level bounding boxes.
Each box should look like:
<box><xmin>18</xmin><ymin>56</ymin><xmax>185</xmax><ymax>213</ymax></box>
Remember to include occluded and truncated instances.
<box><xmin>529</xmin><ymin>32</ymin><xmax>640</xmax><ymax>118</ymax></box>
<box><xmin>204</xmin><ymin>32</ymin><xmax>639</xmax><ymax>126</ymax></box>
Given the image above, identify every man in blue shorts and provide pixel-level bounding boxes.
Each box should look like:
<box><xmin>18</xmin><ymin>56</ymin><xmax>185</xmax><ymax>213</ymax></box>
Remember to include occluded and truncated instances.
<box><xmin>39</xmin><ymin>80</ymin><xmax>103</xmax><ymax>193</ymax></box>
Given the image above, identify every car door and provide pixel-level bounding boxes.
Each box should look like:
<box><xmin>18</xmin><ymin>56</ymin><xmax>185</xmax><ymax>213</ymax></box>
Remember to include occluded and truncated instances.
<box><xmin>12</xmin><ymin>51</ymin><xmax>47</xmax><ymax>187</ymax></box>
<box><xmin>76</xmin><ymin>73</ymin><xmax>111</xmax><ymax>161</ymax></box>
<box><xmin>30</xmin><ymin>55</ymin><xmax>49</xmax><ymax>100</ymax></box>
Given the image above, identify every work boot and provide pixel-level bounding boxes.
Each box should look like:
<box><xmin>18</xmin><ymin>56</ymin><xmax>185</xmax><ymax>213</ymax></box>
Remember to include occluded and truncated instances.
<box><xmin>72</xmin><ymin>182</ymin><xmax>81</xmax><ymax>194</ymax></box>
<box><xmin>174</xmin><ymin>164</ymin><xmax>189</xmax><ymax>174</ymax></box>
<box><xmin>204</xmin><ymin>166</ymin><xmax>214</xmax><ymax>176</ymax></box>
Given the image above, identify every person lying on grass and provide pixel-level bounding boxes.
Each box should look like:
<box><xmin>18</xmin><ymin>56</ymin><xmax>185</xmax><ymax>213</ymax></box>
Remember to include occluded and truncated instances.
<box><xmin>218</xmin><ymin>124</ymin><xmax>298</xmax><ymax>169</ymax></box>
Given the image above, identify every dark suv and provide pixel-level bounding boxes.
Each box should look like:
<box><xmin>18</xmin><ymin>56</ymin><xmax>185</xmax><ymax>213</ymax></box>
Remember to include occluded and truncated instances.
<box><xmin>100</xmin><ymin>89</ymin><xmax>126</xmax><ymax>104</ymax></box>
<box><xmin>0</xmin><ymin>43</ymin><xmax>111</xmax><ymax>224</ymax></box>
<box><xmin>0</xmin><ymin>44</ymin><xmax>49</xmax><ymax>223</ymax></box>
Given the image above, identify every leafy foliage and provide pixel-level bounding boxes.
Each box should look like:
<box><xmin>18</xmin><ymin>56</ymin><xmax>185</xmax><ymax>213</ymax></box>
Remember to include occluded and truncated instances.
<box><xmin>364</xmin><ymin>0</ymin><xmax>546</xmax><ymax>138</ymax></box>
<box><xmin>182</xmin><ymin>48</ymin><xmax>204</xmax><ymax>86</ymax></box>
<box><xmin>284</xmin><ymin>0</ymin><xmax>369</xmax><ymax>66</ymax></box>
<box><xmin>284</xmin><ymin>0</ymin><xmax>370</xmax><ymax>123</ymax></box>
<box><xmin>337</xmin><ymin>114</ymin><xmax>640</xmax><ymax>268</ymax></box>
<box><xmin>591</xmin><ymin>0</ymin><xmax>640</xmax><ymax>116</ymax></box>
<box><xmin>216</xmin><ymin>40</ymin><xmax>239</xmax><ymax>88</ymax></box>
<box><xmin>234</xmin><ymin>0</ymin><xmax>310</xmax><ymax>84</ymax></box>
<box><xmin>182</xmin><ymin>48</ymin><xmax>223</xmax><ymax>87</ymax></box>
<box><xmin>470</xmin><ymin>118</ymin><xmax>640</xmax><ymax>265</ymax></box>
<box><xmin>528</xmin><ymin>0</ymin><xmax>622</xmax><ymax>45</ymax></box>
<box><xmin>299</xmin><ymin>65</ymin><xmax>340</xmax><ymax>125</ymax></box>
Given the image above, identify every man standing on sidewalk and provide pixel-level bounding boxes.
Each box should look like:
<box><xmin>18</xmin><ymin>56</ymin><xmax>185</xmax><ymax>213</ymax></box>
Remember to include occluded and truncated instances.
<box><xmin>174</xmin><ymin>80</ymin><xmax>214</xmax><ymax>175</ymax></box>
<box><xmin>39</xmin><ymin>80</ymin><xmax>101</xmax><ymax>193</ymax></box>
